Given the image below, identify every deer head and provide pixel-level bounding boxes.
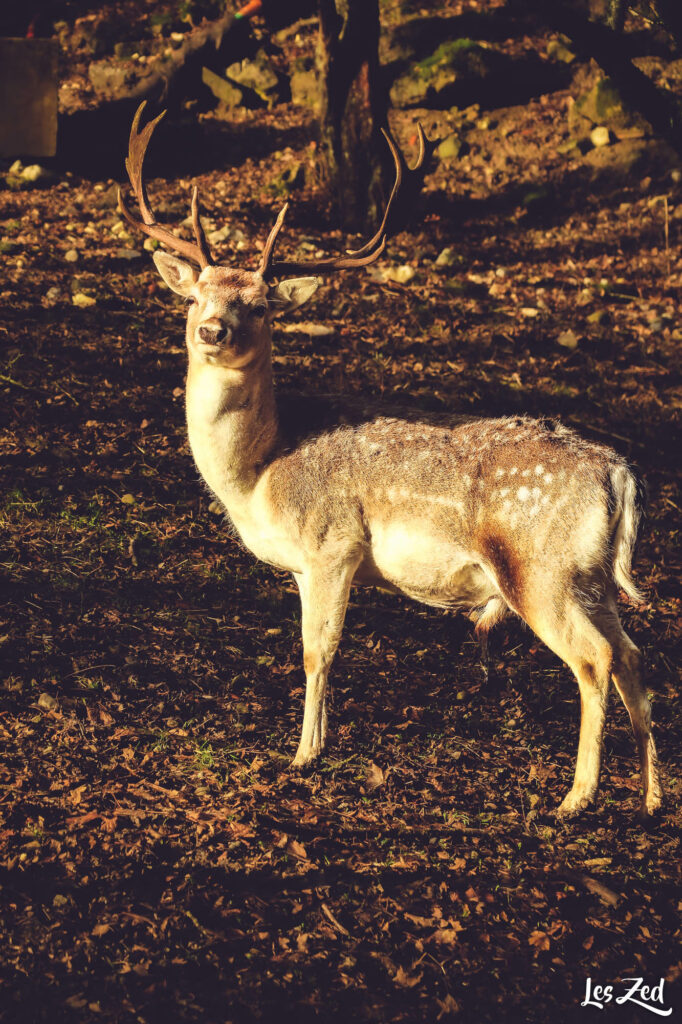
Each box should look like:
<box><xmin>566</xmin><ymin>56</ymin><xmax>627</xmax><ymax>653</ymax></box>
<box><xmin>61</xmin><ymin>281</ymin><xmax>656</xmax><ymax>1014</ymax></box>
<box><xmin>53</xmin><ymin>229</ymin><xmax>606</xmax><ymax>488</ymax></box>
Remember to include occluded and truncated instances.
<box><xmin>118</xmin><ymin>103</ymin><xmax>434</xmax><ymax>370</ymax></box>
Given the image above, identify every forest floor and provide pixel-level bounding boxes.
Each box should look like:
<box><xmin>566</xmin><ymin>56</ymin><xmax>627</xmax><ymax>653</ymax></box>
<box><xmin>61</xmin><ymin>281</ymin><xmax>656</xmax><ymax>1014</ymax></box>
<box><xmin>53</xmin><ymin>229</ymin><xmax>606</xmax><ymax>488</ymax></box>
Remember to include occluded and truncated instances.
<box><xmin>0</xmin><ymin>2</ymin><xmax>681</xmax><ymax>1022</ymax></box>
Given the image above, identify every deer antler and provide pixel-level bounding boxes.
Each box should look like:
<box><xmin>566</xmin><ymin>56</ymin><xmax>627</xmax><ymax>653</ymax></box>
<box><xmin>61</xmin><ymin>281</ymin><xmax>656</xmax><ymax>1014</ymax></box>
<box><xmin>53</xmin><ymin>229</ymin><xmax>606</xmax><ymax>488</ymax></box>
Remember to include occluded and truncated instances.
<box><xmin>118</xmin><ymin>102</ymin><xmax>214</xmax><ymax>269</ymax></box>
<box><xmin>346</xmin><ymin>124</ymin><xmax>436</xmax><ymax>258</ymax></box>
<box><xmin>258</xmin><ymin>124</ymin><xmax>434</xmax><ymax>279</ymax></box>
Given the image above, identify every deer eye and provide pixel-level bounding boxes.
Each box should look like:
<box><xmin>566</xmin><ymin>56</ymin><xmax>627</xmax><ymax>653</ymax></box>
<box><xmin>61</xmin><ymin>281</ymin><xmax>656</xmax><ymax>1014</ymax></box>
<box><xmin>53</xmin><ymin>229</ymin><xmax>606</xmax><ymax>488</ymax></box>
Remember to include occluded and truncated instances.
<box><xmin>186</xmin><ymin>295</ymin><xmax>197</xmax><ymax>306</ymax></box>
<box><xmin>251</xmin><ymin>304</ymin><xmax>267</xmax><ymax>318</ymax></box>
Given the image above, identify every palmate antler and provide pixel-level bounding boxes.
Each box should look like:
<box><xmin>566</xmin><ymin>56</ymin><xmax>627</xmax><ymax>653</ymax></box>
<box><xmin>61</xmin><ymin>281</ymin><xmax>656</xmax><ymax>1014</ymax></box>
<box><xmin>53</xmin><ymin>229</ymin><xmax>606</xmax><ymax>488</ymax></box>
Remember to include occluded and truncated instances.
<box><xmin>119</xmin><ymin>102</ymin><xmax>434</xmax><ymax>279</ymax></box>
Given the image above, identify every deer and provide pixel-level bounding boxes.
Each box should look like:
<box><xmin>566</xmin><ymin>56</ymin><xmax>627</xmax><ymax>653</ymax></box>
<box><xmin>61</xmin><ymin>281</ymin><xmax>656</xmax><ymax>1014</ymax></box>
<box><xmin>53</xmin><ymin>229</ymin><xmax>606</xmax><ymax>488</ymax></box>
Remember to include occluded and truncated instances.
<box><xmin>118</xmin><ymin>102</ymin><xmax>662</xmax><ymax>821</ymax></box>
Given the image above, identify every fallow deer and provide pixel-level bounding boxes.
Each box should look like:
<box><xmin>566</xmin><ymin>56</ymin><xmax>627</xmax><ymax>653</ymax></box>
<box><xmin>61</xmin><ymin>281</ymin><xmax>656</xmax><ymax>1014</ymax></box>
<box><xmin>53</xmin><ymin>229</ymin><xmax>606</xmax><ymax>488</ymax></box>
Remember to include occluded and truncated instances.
<box><xmin>119</xmin><ymin>103</ymin><xmax>662</xmax><ymax>820</ymax></box>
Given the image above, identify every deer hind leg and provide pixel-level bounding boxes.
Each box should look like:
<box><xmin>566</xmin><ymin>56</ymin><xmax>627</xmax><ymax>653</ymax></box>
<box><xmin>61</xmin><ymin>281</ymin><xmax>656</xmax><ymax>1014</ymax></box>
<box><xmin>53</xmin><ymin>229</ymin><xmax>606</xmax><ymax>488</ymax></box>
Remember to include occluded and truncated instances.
<box><xmin>292</xmin><ymin>556</ymin><xmax>358</xmax><ymax>768</ymax></box>
<box><xmin>609</xmin><ymin>623</ymin><xmax>662</xmax><ymax>819</ymax></box>
<box><xmin>524</xmin><ymin>603</ymin><xmax>614</xmax><ymax>819</ymax></box>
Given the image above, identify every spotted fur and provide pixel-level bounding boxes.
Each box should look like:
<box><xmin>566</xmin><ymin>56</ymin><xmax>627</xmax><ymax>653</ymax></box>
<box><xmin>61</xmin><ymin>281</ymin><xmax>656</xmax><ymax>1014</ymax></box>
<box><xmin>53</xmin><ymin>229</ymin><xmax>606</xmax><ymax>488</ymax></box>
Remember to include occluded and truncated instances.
<box><xmin>150</xmin><ymin>256</ymin><xmax>661</xmax><ymax>821</ymax></box>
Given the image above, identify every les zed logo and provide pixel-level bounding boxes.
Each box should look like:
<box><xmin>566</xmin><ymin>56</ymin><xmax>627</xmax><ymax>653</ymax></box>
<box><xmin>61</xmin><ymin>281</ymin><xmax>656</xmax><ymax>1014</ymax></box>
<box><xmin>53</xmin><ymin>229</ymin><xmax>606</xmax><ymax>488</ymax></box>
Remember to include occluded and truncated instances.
<box><xmin>582</xmin><ymin>977</ymin><xmax>672</xmax><ymax>1017</ymax></box>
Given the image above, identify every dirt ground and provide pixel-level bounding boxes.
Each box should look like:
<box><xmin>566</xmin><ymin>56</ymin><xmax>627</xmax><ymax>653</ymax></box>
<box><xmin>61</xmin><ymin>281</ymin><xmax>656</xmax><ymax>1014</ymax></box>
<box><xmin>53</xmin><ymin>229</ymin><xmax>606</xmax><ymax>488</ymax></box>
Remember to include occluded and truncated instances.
<box><xmin>1</xmin><ymin>2</ymin><xmax>681</xmax><ymax>1022</ymax></box>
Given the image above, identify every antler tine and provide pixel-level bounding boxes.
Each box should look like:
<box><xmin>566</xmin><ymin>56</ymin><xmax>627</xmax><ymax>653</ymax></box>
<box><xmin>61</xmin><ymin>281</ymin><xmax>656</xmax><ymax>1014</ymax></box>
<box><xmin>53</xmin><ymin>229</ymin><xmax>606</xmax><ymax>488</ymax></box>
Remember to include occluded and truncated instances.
<box><xmin>259</xmin><ymin>123</ymin><xmax>432</xmax><ymax>280</ymax></box>
<box><xmin>258</xmin><ymin>203</ymin><xmax>289</xmax><ymax>277</ymax></box>
<box><xmin>347</xmin><ymin>124</ymin><xmax>434</xmax><ymax>258</ymax></box>
<box><xmin>191</xmin><ymin>187</ymin><xmax>213</xmax><ymax>267</ymax></box>
<box><xmin>118</xmin><ymin>101</ymin><xmax>214</xmax><ymax>269</ymax></box>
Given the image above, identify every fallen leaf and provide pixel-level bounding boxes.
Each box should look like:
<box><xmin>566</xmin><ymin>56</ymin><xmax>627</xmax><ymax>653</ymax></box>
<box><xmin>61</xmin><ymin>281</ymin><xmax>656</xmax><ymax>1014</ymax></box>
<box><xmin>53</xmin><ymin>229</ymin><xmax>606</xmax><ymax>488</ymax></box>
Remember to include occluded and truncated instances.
<box><xmin>365</xmin><ymin>762</ymin><xmax>385</xmax><ymax>792</ymax></box>
<box><xmin>394</xmin><ymin>965</ymin><xmax>423</xmax><ymax>988</ymax></box>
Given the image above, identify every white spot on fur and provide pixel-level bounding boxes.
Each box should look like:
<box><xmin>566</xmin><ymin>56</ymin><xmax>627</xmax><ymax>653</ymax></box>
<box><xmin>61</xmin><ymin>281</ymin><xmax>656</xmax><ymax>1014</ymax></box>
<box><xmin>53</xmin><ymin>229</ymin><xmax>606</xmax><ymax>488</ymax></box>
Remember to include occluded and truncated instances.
<box><xmin>532</xmin><ymin>486</ymin><xmax>542</xmax><ymax>500</ymax></box>
<box><xmin>535</xmin><ymin>464</ymin><xmax>544</xmax><ymax>476</ymax></box>
<box><xmin>544</xmin><ymin>472</ymin><xmax>553</xmax><ymax>484</ymax></box>
<box><xmin>500</xmin><ymin>487</ymin><xmax>509</xmax><ymax>498</ymax></box>
<box><xmin>521</xmin><ymin>468</ymin><xmax>530</xmax><ymax>477</ymax></box>
<box><xmin>463</xmin><ymin>474</ymin><xmax>472</xmax><ymax>487</ymax></box>
<box><xmin>517</xmin><ymin>486</ymin><xmax>530</xmax><ymax>501</ymax></box>
<box><xmin>495</xmin><ymin>468</ymin><xmax>505</xmax><ymax>478</ymax></box>
<box><xmin>509</xmin><ymin>467</ymin><xmax>518</xmax><ymax>476</ymax></box>
<box><xmin>541</xmin><ymin>494</ymin><xmax>550</xmax><ymax>505</ymax></box>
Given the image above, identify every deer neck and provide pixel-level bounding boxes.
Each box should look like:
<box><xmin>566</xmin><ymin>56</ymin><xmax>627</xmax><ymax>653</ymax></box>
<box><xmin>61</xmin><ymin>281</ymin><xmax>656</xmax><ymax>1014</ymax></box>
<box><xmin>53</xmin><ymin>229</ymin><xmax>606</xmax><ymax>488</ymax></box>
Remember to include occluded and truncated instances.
<box><xmin>185</xmin><ymin>348</ymin><xmax>279</xmax><ymax>509</ymax></box>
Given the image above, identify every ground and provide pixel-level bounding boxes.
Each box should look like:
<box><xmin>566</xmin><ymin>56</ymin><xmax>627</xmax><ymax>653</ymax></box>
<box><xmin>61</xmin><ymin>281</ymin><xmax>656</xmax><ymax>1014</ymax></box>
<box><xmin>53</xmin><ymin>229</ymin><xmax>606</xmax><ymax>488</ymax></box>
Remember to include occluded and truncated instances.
<box><xmin>0</xmin><ymin>2</ymin><xmax>681</xmax><ymax>1022</ymax></box>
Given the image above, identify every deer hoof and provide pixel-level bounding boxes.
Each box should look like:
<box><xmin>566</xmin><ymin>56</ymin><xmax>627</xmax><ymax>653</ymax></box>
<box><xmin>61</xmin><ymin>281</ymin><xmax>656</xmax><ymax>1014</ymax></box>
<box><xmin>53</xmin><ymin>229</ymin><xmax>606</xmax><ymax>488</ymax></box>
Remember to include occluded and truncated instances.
<box><xmin>555</xmin><ymin>792</ymin><xmax>595</xmax><ymax>820</ymax></box>
<box><xmin>636</xmin><ymin>797</ymin><xmax>663</xmax><ymax>824</ymax></box>
<box><xmin>291</xmin><ymin>748</ymin><xmax>321</xmax><ymax>770</ymax></box>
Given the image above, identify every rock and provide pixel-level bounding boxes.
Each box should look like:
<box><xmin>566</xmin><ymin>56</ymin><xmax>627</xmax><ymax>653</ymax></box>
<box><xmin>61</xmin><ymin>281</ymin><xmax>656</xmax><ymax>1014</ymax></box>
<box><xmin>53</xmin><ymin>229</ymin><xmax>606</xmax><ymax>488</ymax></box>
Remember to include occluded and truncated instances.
<box><xmin>557</xmin><ymin>329</ymin><xmax>579</xmax><ymax>349</ymax></box>
<box><xmin>576</xmin><ymin>288</ymin><xmax>595</xmax><ymax>306</ymax></box>
<box><xmin>0</xmin><ymin>240</ymin><xmax>20</xmax><ymax>255</ymax></box>
<box><xmin>93</xmin><ymin>183</ymin><xmax>120</xmax><ymax>210</ymax></box>
<box><xmin>72</xmin><ymin>292</ymin><xmax>96</xmax><ymax>308</ymax></box>
<box><xmin>202</xmin><ymin>66</ymin><xmax>243</xmax><ymax>109</ymax></box>
<box><xmin>52</xmin><ymin>894</ymin><xmax>69</xmax><ymax>908</ymax></box>
<box><xmin>9</xmin><ymin>160</ymin><xmax>23</xmax><ymax>175</ymax></box>
<box><xmin>45</xmin><ymin>286</ymin><xmax>61</xmax><ymax>305</ymax></box>
<box><xmin>143</xmin><ymin>238</ymin><xmax>159</xmax><ymax>252</ymax></box>
<box><xmin>569</xmin><ymin>77</ymin><xmax>649</xmax><ymax>143</ymax></box>
<box><xmin>120</xmin><ymin>493</ymin><xmax>136</xmax><ymax>505</ymax></box>
<box><xmin>268</xmin><ymin>162</ymin><xmax>305</xmax><ymax>196</ymax></box>
<box><xmin>390</xmin><ymin>38</ymin><xmax>502</xmax><ymax>109</ymax></box>
<box><xmin>434</xmin><ymin>247</ymin><xmax>459</xmax><ymax>269</ymax></box>
<box><xmin>225</xmin><ymin>49</ymin><xmax>279</xmax><ymax>103</ymax></box>
<box><xmin>208</xmin><ymin>500</ymin><xmax>223</xmax><ymax>515</ymax></box>
<box><xmin>38</xmin><ymin>692</ymin><xmax>58</xmax><ymax>711</ymax></box>
<box><xmin>437</xmin><ymin>134</ymin><xmax>464</xmax><ymax>161</ymax></box>
<box><xmin>587</xmin><ymin>310</ymin><xmax>608</xmax><ymax>325</ymax></box>
<box><xmin>290</xmin><ymin>68</ymin><xmax>319</xmax><ymax>112</ymax></box>
<box><xmin>21</xmin><ymin>164</ymin><xmax>51</xmax><ymax>183</ymax></box>
<box><xmin>590</xmin><ymin>126</ymin><xmax>611</xmax><ymax>148</ymax></box>
<box><xmin>547</xmin><ymin>38</ymin><xmax>575</xmax><ymax>64</ymax></box>
<box><xmin>113</xmin><ymin>249</ymin><xmax>142</xmax><ymax>261</ymax></box>
<box><xmin>369</xmin><ymin>264</ymin><xmax>416</xmax><ymax>285</ymax></box>
<box><xmin>64</xmin><ymin>249</ymin><xmax>79</xmax><ymax>263</ymax></box>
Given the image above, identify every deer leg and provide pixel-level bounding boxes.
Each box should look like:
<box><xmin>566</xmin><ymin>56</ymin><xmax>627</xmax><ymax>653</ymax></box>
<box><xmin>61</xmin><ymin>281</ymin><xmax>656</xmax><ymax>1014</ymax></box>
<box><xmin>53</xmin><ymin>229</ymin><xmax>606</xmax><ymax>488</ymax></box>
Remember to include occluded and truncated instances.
<box><xmin>553</xmin><ymin>612</ymin><xmax>615</xmax><ymax>819</ymax></box>
<box><xmin>523</xmin><ymin>604</ymin><xmax>612</xmax><ymax>819</ymax></box>
<box><xmin>292</xmin><ymin>558</ymin><xmax>358</xmax><ymax>768</ymax></box>
<box><xmin>610</xmin><ymin>629</ymin><xmax>662</xmax><ymax>819</ymax></box>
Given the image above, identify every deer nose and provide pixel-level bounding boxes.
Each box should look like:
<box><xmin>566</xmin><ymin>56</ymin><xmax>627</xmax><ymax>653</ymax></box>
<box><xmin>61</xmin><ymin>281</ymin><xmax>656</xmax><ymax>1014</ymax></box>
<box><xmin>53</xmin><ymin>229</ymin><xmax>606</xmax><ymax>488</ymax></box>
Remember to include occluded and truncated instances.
<box><xmin>198</xmin><ymin>323</ymin><xmax>228</xmax><ymax>346</ymax></box>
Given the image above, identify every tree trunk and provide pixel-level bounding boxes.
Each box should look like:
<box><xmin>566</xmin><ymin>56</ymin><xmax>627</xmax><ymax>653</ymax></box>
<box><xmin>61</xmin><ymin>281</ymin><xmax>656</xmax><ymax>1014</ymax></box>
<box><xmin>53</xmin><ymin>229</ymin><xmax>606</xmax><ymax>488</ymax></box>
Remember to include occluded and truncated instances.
<box><xmin>316</xmin><ymin>0</ymin><xmax>388</xmax><ymax>231</ymax></box>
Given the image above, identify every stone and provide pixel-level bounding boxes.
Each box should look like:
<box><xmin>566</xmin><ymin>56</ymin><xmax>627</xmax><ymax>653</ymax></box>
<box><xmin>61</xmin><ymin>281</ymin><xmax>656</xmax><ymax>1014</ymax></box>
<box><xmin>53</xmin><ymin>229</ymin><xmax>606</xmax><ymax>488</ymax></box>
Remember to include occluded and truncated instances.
<box><xmin>390</xmin><ymin>37</ymin><xmax>507</xmax><ymax>110</ymax></box>
<box><xmin>0</xmin><ymin>40</ymin><xmax>58</xmax><ymax>158</ymax></box>
<box><xmin>21</xmin><ymin>164</ymin><xmax>51</xmax><ymax>182</ymax></box>
<box><xmin>569</xmin><ymin>77</ymin><xmax>649</xmax><ymax>143</ymax></box>
<box><xmin>434</xmin><ymin>247</ymin><xmax>459</xmax><ymax>269</ymax></box>
<box><xmin>72</xmin><ymin>292</ymin><xmax>97</xmax><ymax>308</ymax></box>
<box><xmin>437</xmin><ymin>134</ymin><xmax>463</xmax><ymax>161</ymax></box>
<box><xmin>65</xmin><ymin>249</ymin><xmax>79</xmax><ymax>263</ymax></box>
<box><xmin>113</xmin><ymin>249</ymin><xmax>142</xmax><ymax>261</ymax></box>
<box><xmin>202</xmin><ymin>66</ymin><xmax>243</xmax><ymax>108</ymax></box>
<box><xmin>590</xmin><ymin>125</ymin><xmax>611</xmax><ymax>148</ymax></box>
<box><xmin>225</xmin><ymin>49</ymin><xmax>279</xmax><ymax>102</ymax></box>
<box><xmin>547</xmin><ymin>38</ymin><xmax>575</xmax><ymax>64</ymax></box>
<box><xmin>557</xmin><ymin>329</ymin><xmax>579</xmax><ymax>349</ymax></box>
<box><xmin>38</xmin><ymin>692</ymin><xmax>58</xmax><ymax>711</ymax></box>
<box><xmin>290</xmin><ymin>69</ymin><xmax>319</xmax><ymax>112</ymax></box>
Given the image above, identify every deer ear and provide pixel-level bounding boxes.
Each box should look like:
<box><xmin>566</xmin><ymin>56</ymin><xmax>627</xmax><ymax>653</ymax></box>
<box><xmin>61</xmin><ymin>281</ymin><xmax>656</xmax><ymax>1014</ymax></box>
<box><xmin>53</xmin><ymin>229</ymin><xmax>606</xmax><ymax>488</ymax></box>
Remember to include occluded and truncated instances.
<box><xmin>269</xmin><ymin>277</ymin><xmax>320</xmax><ymax>315</ymax></box>
<box><xmin>153</xmin><ymin>252</ymin><xmax>199</xmax><ymax>296</ymax></box>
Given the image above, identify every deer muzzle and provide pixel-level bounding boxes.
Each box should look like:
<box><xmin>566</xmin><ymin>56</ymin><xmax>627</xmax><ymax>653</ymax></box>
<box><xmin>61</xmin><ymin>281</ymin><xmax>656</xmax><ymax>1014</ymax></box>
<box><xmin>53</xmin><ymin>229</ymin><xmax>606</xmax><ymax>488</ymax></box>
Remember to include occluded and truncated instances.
<box><xmin>198</xmin><ymin>321</ymin><xmax>230</xmax><ymax>347</ymax></box>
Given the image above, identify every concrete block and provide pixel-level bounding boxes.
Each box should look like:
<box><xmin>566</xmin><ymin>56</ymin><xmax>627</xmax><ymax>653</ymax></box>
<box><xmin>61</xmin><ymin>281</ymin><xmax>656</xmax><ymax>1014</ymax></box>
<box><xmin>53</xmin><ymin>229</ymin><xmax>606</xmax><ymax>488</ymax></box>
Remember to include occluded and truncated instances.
<box><xmin>0</xmin><ymin>39</ymin><xmax>58</xmax><ymax>157</ymax></box>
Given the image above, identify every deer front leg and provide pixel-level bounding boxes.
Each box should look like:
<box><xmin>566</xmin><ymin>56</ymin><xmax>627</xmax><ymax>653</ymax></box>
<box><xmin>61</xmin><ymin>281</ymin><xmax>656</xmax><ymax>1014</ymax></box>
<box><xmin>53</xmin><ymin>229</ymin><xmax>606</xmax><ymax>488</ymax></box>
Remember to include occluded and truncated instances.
<box><xmin>292</xmin><ymin>557</ymin><xmax>358</xmax><ymax>768</ymax></box>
